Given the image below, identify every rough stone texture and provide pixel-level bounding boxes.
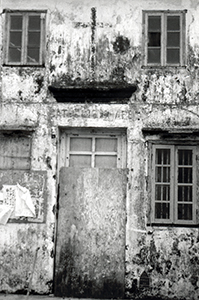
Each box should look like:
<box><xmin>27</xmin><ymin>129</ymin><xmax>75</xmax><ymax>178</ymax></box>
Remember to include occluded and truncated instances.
<box><xmin>55</xmin><ymin>167</ymin><xmax>127</xmax><ymax>298</ymax></box>
<box><xmin>1</xmin><ymin>0</ymin><xmax>199</xmax><ymax>299</ymax></box>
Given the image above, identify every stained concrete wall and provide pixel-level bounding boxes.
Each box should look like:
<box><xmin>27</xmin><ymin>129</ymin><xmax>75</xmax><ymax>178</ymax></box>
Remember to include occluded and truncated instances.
<box><xmin>1</xmin><ymin>0</ymin><xmax>199</xmax><ymax>298</ymax></box>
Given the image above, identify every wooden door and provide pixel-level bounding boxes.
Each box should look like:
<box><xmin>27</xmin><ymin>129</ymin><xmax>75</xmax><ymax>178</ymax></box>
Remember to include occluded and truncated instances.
<box><xmin>54</xmin><ymin>167</ymin><xmax>127</xmax><ymax>298</ymax></box>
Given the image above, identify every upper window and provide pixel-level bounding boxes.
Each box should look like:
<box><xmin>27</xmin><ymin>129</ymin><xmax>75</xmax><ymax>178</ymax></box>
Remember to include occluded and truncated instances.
<box><xmin>143</xmin><ymin>11</ymin><xmax>186</xmax><ymax>66</ymax></box>
<box><xmin>151</xmin><ymin>144</ymin><xmax>196</xmax><ymax>225</ymax></box>
<box><xmin>4</xmin><ymin>11</ymin><xmax>46</xmax><ymax>66</ymax></box>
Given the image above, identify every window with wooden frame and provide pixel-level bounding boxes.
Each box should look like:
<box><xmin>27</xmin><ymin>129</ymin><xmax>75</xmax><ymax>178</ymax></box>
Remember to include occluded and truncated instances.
<box><xmin>151</xmin><ymin>144</ymin><xmax>196</xmax><ymax>225</ymax></box>
<box><xmin>59</xmin><ymin>129</ymin><xmax>126</xmax><ymax>168</ymax></box>
<box><xmin>0</xmin><ymin>134</ymin><xmax>31</xmax><ymax>170</ymax></box>
<box><xmin>143</xmin><ymin>10</ymin><xmax>186</xmax><ymax>66</ymax></box>
<box><xmin>4</xmin><ymin>10</ymin><xmax>46</xmax><ymax>66</ymax></box>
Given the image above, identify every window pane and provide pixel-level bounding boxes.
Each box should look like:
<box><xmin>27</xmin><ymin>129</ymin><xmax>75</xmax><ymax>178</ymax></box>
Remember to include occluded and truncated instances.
<box><xmin>148</xmin><ymin>33</ymin><xmax>161</xmax><ymax>47</ymax></box>
<box><xmin>178</xmin><ymin>150</ymin><xmax>192</xmax><ymax>165</ymax></box>
<box><xmin>167</xmin><ymin>49</ymin><xmax>180</xmax><ymax>64</ymax></box>
<box><xmin>155</xmin><ymin>185</ymin><xmax>161</xmax><ymax>200</ymax></box>
<box><xmin>178</xmin><ymin>167</ymin><xmax>192</xmax><ymax>183</ymax></box>
<box><xmin>155</xmin><ymin>185</ymin><xmax>170</xmax><ymax>201</ymax></box>
<box><xmin>163</xmin><ymin>149</ymin><xmax>170</xmax><ymax>164</ymax></box>
<box><xmin>155</xmin><ymin>203</ymin><xmax>170</xmax><ymax>219</ymax></box>
<box><xmin>156</xmin><ymin>149</ymin><xmax>162</xmax><ymax>164</ymax></box>
<box><xmin>28</xmin><ymin>32</ymin><xmax>40</xmax><ymax>46</ymax></box>
<box><xmin>9</xmin><ymin>48</ymin><xmax>21</xmax><ymax>62</ymax></box>
<box><xmin>163</xmin><ymin>185</ymin><xmax>170</xmax><ymax>201</ymax></box>
<box><xmin>167</xmin><ymin>16</ymin><xmax>180</xmax><ymax>30</ymax></box>
<box><xmin>178</xmin><ymin>186</ymin><xmax>192</xmax><ymax>202</ymax></box>
<box><xmin>148</xmin><ymin>16</ymin><xmax>161</xmax><ymax>31</ymax></box>
<box><xmin>155</xmin><ymin>167</ymin><xmax>162</xmax><ymax>182</ymax></box>
<box><xmin>10</xmin><ymin>16</ymin><xmax>22</xmax><ymax>30</ymax></box>
<box><xmin>95</xmin><ymin>155</ymin><xmax>117</xmax><ymax>168</ymax></box>
<box><xmin>163</xmin><ymin>167</ymin><xmax>170</xmax><ymax>182</ymax></box>
<box><xmin>156</xmin><ymin>149</ymin><xmax>170</xmax><ymax>165</ymax></box>
<box><xmin>70</xmin><ymin>138</ymin><xmax>92</xmax><ymax>151</ymax></box>
<box><xmin>148</xmin><ymin>48</ymin><xmax>160</xmax><ymax>63</ymax></box>
<box><xmin>10</xmin><ymin>32</ymin><xmax>22</xmax><ymax>47</ymax></box>
<box><xmin>155</xmin><ymin>167</ymin><xmax>170</xmax><ymax>182</ymax></box>
<box><xmin>167</xmin><ymin>32</ymin><xmax>180</xmax><ymax>47</ymax></box>
<box><xmin>178</xmin><ymin>204</ymin><xmax>192</xmax><ymax>220</ymax></box>
<box><xmin>69</xmin><ymin>155</ymin><xmax>91</xmax><ymax>167</ymax></box>
<box><xmin>27</xmin><ymin>48</ymin><xmax>40</xmax><ymax>63</ymax></box>
<box><xmin>95</xmin><ymin>138</ymin><xmax>117</xmax><ymax>152</ymax></box>
<box><xmin>29</xmin><ymin>16</ymin><xmax>41</xmax><ymax>30</ymax></box>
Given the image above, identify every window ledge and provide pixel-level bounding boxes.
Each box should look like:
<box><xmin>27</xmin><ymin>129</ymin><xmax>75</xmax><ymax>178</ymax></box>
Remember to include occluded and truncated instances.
<box><xmin>141</xmin><ymin>65</ymin><xmax>187</xmax><ymax>69</ymax></box>
<box><xmin>3</xmin><ymin>64</ymin><xmax>45</xmax><ymax>68</ymax></box>
<box><xmin>147</xmin><ymin>223</ymin><xmax>199</xmax><ymax>228</ymax></box>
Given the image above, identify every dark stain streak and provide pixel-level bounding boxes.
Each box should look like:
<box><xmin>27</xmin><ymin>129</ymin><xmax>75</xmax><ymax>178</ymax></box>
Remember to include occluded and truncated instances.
<box><xmin>91</xmin><ymin>7</ymin><xmax>96</xmax><ymax>81</ymax></box>
<box><xmin>74</xmin><ymin>22</ymin><xmax>90</xmax><ymax>28</ymax></box>
<box><xmin>35</xmin><ymin>76</ymin><xmax>44</xmax><ymax>94</ymax></box>
<box><xmin>58</xmin><ymin>45</ymin><xmax>61</xmax><ymax>54</ymax></box>
<box><xmin>113</xmin><ymin>35</ymin><xmax>130</xmax><ymax>54</ymax></box>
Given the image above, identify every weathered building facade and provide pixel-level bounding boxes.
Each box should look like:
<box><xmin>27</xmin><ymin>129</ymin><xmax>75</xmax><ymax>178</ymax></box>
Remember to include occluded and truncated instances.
<box><xmin>1</xmin><ymin>0</ymin><xmax>199</xmax><ymax>299</ymax></box>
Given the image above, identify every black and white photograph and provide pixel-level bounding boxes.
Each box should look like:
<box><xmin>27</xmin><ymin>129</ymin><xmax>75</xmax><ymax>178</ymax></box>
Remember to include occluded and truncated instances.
<box><xmin>0</xmin><ymin>1</ymin><xmax>198</xmax><ymax>300</ymax></box>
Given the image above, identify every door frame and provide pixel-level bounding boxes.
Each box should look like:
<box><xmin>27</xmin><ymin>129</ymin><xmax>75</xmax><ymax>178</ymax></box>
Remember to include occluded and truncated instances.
<box><xmin>53</xmin><ymin>126</ymin><xmax>127</xmax><ymax>296</ymax></box>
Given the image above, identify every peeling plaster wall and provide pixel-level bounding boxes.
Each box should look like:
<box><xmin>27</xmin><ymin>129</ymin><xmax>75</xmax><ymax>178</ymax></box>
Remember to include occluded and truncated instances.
<box><xmin>1</xmin><ymin>0</ymin><xmax>199</xmax><ymax>299</ymax></box>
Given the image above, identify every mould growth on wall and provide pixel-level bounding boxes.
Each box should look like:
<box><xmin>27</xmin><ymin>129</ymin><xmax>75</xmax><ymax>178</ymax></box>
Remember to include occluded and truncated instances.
<box><xmin>113</xmin><ymin>35</ymin><xmax>130</xmax><ymax>54</ymax></box>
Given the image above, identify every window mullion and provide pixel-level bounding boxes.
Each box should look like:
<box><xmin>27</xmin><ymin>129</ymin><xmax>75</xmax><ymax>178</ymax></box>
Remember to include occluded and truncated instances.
<box><xmin>40</xmin><ymin>13</ymin><xmax>45</xmax><ymax>65</ymax></box>
<box><xmin>151</xmin><ymin>145</ymin><xmax>156</xmax><ymax>223</ymax></box>
<box><xmin>192</xmin><ymin>147</ymin><xmax>196</xmax><ymax>223</ymax></box>
<box><xmin>162</xmin><ymin>13</ymin><xmax>166</xmax><ymax>66</ymax></box>
<box><xmin>168</xmin><ymin>145</ymin><xmax>174</xmax><ymax>223</ymax></box>
<box><xmin>6</xmin><ymin>14</ymin><xmax>11</xmax><ymax>64</ymax></box>
<box><xmin>91</xmin><ymin>137</ymin><xmax>95</xmax><ymax>168</ymax></box>
<box><xmin>66</xmin><ymin>135</ymin><xmax>70</xmax><ymax>167</ymax></box>
<box><xmin>144</xmin><ymin>13</ymin><xmax>148</xmax><ymax>66</ymax></box>
<box><xmin>40</xmin><ymin>14</ymin><xmax>43</xmax><ymax>65</ymax></box>
<box><xmin>22</xmin><ymin>14</ymin><xmax>28</xmax><ymax>64</ymax></box>
<box><xmin>173</xmin><ymin>146</ymin><xmax>177</xmax><ymax>223</ymax></box>
<box><xmin>117</xmin><ymin>137</ymin><xmax>121</xmax><ymax>168</ymax></box>
<box><xmin>180</xmin><ymin>13</ymin><xmax>185</xmax><ymax>66</ymax></box>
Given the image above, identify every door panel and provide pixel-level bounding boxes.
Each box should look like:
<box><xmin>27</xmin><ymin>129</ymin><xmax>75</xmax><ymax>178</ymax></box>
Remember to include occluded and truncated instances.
<box><xmin>54</xmin><ymin>167</ymin><xmax>127</xmax><ymax>298</ymax></box>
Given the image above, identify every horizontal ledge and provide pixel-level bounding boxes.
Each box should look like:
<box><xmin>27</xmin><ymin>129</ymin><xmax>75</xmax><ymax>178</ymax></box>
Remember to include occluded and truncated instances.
<box><xmin>142</xmin><ymin>9</ymin><xmax>187</xmax><ymax>13</ymax></box>
<box><xmin>0</xmin><ymin>126</ymin><xmax>35</xmax><ymax>131</ymax></box>
<box><xmin>147</xmin><ymin>223</ymin><xmax>199</xmax><ymax>228</ymax></box>
<box><xmin>3</xmin><ymin>9</ymin><xmax>47</xmax><ymax>13</ymax></box>
<box><xmin>141</xmin><ymin>65</ymin><xmax>187</xmax><ymax>69</ymax></box>
<box><xmin>142</xmin><ymin>127</ymin><xmax>199</xmax><ymax>135</ymax></box>
<box><xmin>2</xmin><ymin>64</ymin><xmax>45</xmax><ymax>68</ymax></box>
